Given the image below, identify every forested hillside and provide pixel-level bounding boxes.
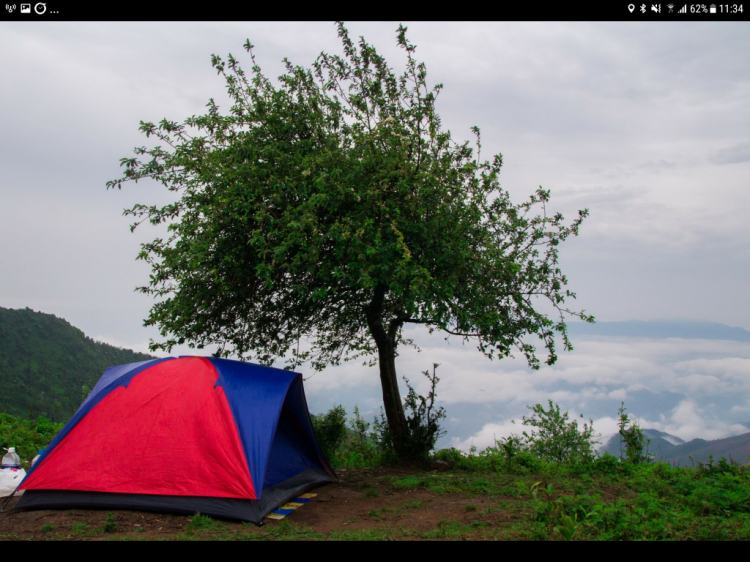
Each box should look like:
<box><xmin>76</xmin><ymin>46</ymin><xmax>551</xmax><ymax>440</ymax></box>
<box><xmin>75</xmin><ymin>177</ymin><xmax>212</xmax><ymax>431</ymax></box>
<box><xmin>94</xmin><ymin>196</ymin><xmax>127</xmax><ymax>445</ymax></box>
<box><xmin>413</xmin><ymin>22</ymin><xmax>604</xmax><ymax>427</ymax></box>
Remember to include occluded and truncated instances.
<box><xmin>0</xmin><ymin>307</ymin><xmax>154</xmax><ymax>421</ymax></box>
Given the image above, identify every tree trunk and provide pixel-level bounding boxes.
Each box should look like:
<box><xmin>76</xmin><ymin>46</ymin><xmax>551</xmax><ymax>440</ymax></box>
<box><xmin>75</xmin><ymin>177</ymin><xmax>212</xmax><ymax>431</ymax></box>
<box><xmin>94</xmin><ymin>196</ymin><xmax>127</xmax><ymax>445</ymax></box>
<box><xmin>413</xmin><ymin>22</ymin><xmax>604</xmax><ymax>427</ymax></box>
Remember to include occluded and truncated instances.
<box><xmin>365</xmin><ymin>286</ymin><xmax>408</xmax><ymax>458</ymax></box>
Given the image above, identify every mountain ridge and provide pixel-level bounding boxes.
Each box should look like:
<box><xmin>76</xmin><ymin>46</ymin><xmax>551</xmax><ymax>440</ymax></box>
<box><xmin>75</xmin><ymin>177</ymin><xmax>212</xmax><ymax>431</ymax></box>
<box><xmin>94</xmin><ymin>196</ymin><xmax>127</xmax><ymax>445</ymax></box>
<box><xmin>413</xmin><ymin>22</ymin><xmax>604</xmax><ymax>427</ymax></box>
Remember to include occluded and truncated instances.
<box><xmin>566</xmin><ymin>320</ymin><xmax>750</xmax><ymax>342</ymax></box>
<box><xmin>0</xmin><ymin>306</ymin><xmax>154</xmax><ymax>421</ymax></box>
<box><xmin>601</xmin><ymin>428</ymin><xmax>750</xmax><ymax>466</ymax></box>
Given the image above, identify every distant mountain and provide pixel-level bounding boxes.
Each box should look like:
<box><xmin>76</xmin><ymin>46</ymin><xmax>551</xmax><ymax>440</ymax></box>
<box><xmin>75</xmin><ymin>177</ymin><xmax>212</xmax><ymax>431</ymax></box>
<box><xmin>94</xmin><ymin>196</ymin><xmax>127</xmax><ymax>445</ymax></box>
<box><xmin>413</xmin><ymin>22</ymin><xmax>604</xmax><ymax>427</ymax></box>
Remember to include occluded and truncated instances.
<box><xmin>600</xmin><ymin>429</ymin><xmax>685</xmax><ymax>460</ymax></box>
<box><xmin>0</xmin><ymin>307</ymin><xmax>154</xmax><ymax>421</ymax></box>
<box><xmin>662</xmin><ymin>433</ymin><xmax>750</xmax><ymax>467</ymax></box>
<box><xmin>566</xmin><ymin>320</ymin><xmax>750</xmax><ymax>342</ymax></box>
<box><xmin>601</xmin><ymin>428</ymin><xmax>750</xmax><ymax>466</ymax></box>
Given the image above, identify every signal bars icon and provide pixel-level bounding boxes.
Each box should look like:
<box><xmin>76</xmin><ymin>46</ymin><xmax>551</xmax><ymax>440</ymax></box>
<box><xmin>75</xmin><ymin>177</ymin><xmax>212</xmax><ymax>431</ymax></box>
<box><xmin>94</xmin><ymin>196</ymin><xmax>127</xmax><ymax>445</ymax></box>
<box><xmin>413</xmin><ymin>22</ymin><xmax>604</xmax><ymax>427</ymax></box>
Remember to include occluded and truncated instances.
<box><xmin>678</xmin><ymin>4</ymin><xmax>687</xmax><ymax>12</ymax></box>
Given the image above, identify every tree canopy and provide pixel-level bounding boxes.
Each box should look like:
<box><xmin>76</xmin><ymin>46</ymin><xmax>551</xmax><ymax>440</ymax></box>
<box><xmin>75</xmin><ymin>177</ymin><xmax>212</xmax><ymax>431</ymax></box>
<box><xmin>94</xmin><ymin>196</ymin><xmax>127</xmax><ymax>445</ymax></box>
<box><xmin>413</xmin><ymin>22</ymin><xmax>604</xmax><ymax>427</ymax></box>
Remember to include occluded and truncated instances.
<box><xmin>108</xmin><ymin>23</ymin><xmax>591</xmax><ymax>457</ymax></box>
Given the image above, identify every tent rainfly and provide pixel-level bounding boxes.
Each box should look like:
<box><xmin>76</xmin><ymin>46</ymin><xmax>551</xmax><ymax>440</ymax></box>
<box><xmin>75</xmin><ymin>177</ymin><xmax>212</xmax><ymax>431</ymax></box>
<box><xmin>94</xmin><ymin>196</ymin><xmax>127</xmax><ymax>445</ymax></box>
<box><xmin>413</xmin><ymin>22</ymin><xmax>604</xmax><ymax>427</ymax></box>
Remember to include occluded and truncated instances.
<box><xmin>14</xmin><ymin>356</ymin><xmax>335</xmax><ymax>523</ymax></box>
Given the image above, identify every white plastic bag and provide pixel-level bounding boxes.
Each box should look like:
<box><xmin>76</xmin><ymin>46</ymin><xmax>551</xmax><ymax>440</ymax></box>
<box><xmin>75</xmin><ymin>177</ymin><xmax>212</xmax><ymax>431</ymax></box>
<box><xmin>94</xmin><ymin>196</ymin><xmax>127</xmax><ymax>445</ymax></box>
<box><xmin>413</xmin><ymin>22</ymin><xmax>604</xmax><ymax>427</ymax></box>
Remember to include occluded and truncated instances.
<box><xmin>0</xmin><ymin>468</ymin><xmax>26</xmax><ymax>497</ymax></box>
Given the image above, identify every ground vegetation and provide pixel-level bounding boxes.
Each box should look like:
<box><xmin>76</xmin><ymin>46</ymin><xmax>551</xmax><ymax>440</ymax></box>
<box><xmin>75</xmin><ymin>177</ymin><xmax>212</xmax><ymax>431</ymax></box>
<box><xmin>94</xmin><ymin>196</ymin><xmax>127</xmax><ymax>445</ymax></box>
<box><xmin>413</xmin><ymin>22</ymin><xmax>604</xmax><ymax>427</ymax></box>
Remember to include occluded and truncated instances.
<box><xmin>3</xmin><ymin>402</ymin><xmax>750</xmax><ymax>540</ymax></box>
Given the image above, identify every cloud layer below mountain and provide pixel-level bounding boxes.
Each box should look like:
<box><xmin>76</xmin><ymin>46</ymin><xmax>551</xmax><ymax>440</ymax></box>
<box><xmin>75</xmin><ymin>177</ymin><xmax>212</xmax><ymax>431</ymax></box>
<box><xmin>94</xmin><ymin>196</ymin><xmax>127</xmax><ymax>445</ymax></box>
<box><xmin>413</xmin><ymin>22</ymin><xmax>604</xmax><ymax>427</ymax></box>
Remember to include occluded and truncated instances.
<box><xmin>298</xmin><ymin>324</ymin><xmax>750</xmax><ymax>450</ymax></box>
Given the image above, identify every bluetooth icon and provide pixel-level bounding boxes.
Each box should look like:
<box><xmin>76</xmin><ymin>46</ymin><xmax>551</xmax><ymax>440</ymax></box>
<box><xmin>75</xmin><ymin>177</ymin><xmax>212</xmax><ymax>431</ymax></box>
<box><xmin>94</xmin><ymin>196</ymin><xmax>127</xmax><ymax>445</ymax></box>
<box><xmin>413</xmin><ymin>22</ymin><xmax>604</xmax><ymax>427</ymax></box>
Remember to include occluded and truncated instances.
<box><xmin>640</xmin><ymin>3</ymin><xmax>647</xmax><ymax>11</ymax></box>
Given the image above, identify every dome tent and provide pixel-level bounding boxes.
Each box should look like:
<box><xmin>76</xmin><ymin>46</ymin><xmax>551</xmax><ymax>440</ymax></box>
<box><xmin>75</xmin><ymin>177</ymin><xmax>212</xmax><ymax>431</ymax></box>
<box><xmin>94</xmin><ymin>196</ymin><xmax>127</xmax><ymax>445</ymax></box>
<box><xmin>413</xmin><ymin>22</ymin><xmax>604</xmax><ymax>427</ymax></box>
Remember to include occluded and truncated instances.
<box><xmin>14</xmin><ymin>357</ymin><xmax>335</xmax><ymax>523</ymax></box>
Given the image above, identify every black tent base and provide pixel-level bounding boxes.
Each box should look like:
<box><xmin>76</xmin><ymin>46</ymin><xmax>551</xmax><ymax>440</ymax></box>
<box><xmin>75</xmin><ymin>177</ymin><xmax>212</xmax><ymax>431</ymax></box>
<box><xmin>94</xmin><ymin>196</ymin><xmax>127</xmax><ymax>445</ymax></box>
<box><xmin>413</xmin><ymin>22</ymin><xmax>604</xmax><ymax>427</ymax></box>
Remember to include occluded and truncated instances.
<box><xmin>13</xmin><ymin>468</ymin><xmax>334</xmax><ymax>525</ymax></box>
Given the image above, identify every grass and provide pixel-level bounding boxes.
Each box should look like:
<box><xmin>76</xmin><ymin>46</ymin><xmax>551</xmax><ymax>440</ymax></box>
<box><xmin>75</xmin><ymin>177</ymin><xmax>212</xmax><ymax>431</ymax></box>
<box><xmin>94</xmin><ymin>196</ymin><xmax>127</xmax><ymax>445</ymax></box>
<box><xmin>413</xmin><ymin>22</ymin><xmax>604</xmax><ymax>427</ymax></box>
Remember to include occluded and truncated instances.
<box><xmin>186</xmin><ymin>513</ymin><xmax>220</xmax><ymax>531</ymax></box>
<box><xmin>57</xmin><ymin>459</ymin><xmax>750</xmax><ymax>541</ymax></box>
<box><xmin>100</xmin><ymin>512</ymin><xmax>118</xmax><ymax>533</ymax></box>
<box><xmin>344</xmin><ymin>459</ymin><xmax>750</xmax><ymax>541</ymax></box>
<box><xmin>111</xmin><ymin>519</ymin><xmax>325</xmax><ymax>542</ymax></box>
<box><xmin>326</xmin><ymin>528</ymin><xmax>398</xmax><ymax>541</ymax></box>
<box><xmin>396</xmin><ymin>519</ymin><xmax>502</xmax><ymax>540</ymax></box>
<box><xmin>385</xmin><ymin>472</ymin><xmax>524</xmax><ymax>498</ymax></box>
<box><xmin>8</xmin><ymin>458</ymin><xmax>750</xmax><ymax>542</ymax></box>
<box><xmin>357</xmin><ymin>481</ymin><xmax>380</xmax><ymax>498</ymax></box>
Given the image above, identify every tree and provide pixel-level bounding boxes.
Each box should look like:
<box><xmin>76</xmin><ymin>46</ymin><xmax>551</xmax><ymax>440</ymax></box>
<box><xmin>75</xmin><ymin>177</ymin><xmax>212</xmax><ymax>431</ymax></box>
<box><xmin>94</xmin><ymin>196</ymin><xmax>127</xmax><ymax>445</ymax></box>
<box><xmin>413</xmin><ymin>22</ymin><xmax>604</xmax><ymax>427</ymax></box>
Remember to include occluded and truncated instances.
<box><xmin>617</xmin><ymin>403</ymin><xmax>653</xmax><ymax>464</ymax></box>
<box><xmin>107</xmin><ymin>23</ymin><xmax>592</xmax><ymax>459</ymax></box>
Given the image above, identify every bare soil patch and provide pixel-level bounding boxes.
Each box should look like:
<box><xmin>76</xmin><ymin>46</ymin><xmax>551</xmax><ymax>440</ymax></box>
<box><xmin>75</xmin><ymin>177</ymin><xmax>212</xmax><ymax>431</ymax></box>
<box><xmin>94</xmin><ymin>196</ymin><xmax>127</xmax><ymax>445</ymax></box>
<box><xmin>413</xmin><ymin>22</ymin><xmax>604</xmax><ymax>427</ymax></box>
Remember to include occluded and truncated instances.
<box><xmin>0</xmin><ymin>468</ymin><xmax>530</xmax><ymax>541</ymax></box>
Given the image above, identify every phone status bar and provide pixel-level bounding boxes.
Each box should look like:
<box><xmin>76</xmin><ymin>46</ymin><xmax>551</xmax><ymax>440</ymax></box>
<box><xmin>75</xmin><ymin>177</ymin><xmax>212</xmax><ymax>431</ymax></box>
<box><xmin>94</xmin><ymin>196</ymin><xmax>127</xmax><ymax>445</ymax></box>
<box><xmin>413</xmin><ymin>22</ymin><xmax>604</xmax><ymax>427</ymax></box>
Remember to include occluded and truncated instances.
<box><xmin>1</xmin><ymin>2</ymin><xmax>747</xmax><ymax>20</ymax></box>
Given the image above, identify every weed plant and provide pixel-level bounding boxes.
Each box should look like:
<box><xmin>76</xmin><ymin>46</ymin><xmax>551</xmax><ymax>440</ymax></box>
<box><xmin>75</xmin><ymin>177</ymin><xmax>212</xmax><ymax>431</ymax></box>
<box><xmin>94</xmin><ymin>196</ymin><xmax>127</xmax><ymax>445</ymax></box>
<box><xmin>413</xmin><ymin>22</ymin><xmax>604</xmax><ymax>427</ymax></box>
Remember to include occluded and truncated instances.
<box><xmin>100</xmin><ymin>512</ymin><xmax>119</xmax><ymax>533</ymax></box>
<box><xmin>187</xmin><ymin>513</ymin><xmax>222</xmax><ymax>532</ymax></box>
<box><xmin>374</xmin><ymin>365</ymin><xmax>447</xmax><ymax>463</ymax></box>
<box><xmin>617</xmin><ymin>403</ymin><xmax>654</xmax><ymax>464</ymax></box>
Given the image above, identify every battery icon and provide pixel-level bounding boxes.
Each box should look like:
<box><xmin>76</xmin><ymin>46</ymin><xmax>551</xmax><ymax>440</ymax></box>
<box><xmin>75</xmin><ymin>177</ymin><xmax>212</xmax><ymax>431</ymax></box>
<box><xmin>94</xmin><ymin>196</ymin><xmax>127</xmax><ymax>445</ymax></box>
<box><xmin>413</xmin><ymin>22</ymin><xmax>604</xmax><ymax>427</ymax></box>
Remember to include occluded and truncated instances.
<box><xmin>709</xmin><ymin>4</ymin><xmax>716</xmax><ymax>11</ymax></box>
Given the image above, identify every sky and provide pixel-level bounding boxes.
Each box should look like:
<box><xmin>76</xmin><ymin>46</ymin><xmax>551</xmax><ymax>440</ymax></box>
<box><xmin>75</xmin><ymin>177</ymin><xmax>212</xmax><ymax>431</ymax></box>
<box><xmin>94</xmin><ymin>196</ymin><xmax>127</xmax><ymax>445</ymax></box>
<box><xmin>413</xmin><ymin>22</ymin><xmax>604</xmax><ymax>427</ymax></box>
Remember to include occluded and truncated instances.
<box><xmin>1</xmin><ymin>21</ymin><xmax>749</xmax><ymax>447</ymax></box>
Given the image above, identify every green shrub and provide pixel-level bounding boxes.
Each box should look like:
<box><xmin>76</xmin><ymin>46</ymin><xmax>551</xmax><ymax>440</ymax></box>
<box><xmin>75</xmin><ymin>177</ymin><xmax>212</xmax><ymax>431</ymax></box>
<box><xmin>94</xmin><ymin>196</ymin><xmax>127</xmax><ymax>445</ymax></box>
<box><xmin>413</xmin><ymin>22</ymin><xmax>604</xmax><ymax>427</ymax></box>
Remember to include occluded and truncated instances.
<box><xmin>0</xmin><ymin>413</ymin><xmax>64</xmax><ymax>464</ymax></box>
<box><xmin>340</xmin><ymin>407</ymin><xmax>381</xmax><ymax>468</ymax></box>
<box><xmin>593</xmin><ymin>452</ymin><xmax>622</xmax><ymax>474</ymax></box>
<box><xmin>496</xmin><ymin>434</ymin><xmax>529</xmax><ymax>470</ymax></box>
<box><xmin>310</xmin><ymin>405</ymin><xmax>385</xmax><ymax>468</ymax></box>
<box><xmin>431</xmin><ymin>401</ymin><xmax>604</xmax><ymax>472</ymax></box>
<box><xmin>432</xmin><ymin>447</ymin><xmax>465</xmax><ymax>464</ymax></box>
<box><xmin>310</xmin><ymin>405</ymin><xmax>348</xmax><ymax>463</ymax></box>
<box><xmin>522</xmin><ymin>400</ymin><xmax>599</xmax><ymax>463</ymax></box>
<box><xmin>695</xmin><ymin>455</ymin><xmax>748</xmax><ymax>477</ymax></box>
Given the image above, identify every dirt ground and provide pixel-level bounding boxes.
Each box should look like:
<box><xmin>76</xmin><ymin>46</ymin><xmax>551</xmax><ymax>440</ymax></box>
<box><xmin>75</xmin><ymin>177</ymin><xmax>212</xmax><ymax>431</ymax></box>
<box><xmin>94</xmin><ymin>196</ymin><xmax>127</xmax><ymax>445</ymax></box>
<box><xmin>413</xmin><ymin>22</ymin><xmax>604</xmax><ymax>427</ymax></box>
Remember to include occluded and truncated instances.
<box><xmin>0</xmin><ymin>467</ymin><xmax>529</xmax><ymax>541</ymax></box>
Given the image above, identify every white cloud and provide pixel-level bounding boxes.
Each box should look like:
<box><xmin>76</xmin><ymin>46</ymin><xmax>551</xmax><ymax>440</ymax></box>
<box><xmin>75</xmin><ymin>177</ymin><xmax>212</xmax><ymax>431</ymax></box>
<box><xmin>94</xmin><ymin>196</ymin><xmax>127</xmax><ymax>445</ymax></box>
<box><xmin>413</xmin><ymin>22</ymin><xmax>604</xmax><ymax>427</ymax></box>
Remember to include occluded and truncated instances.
<box><xmin>450</xmin><ymin>419</ymin><xmax>525</xmax><ymax>452</ymax></box>
<box><xmin>394</xmin><ymin>333</ymin><xmax>750</xmax><ymax>407</ymax></box>
<box><xmin>641</xmin><ymin>400</ymin><xmax>750</xmax><ymax>442</ymax></box>
<box><xmin>455</xmin><ymin>399</ymin><xmax>749</xmax><ymax>454</ymax></box>
<box><xmin>303</xmin><ymin>330</ymin><xmax>750</xmax><ymax>444</ymax></box>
